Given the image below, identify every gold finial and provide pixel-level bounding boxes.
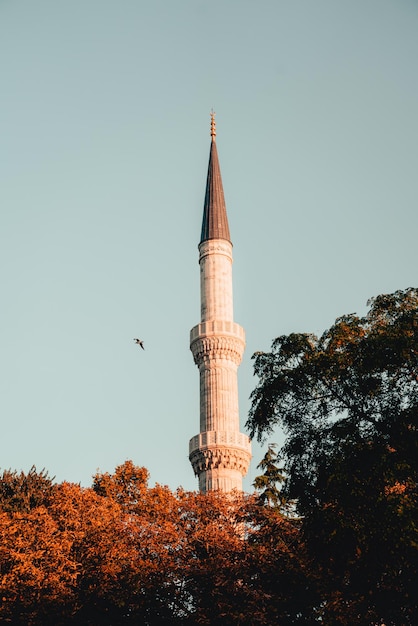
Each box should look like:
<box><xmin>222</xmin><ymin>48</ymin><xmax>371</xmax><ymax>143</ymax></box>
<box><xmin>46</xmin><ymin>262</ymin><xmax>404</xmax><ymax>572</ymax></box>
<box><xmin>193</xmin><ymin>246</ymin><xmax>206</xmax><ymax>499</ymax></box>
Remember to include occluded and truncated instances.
<box><xmin>210</xmin><ymin>109</ymin><xmax>216</xmax><ymax>140</ymax></box>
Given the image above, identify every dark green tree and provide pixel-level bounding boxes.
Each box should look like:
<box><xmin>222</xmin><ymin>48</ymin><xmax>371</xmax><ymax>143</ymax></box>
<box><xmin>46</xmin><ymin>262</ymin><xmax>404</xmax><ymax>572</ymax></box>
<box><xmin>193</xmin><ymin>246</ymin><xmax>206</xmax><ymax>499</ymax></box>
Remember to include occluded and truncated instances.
<box><xmin>246</xmin><ymin>288</ymin><xmax>418</xmax><ymax>625</ymax></box>
<box><xmin>253</xmin><ymin>443</ymin><xmax>286</xmax><ymax>509</ymax></box>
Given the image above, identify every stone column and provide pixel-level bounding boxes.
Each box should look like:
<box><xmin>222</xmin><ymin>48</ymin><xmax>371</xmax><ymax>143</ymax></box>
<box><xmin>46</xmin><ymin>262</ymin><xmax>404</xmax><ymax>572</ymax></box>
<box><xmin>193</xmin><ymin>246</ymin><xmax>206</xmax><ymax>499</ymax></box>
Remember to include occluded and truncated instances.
<box><xmin>189</xmin><ymin>239</ymin><xmax>251</xmax><ymax>493</ymax></box>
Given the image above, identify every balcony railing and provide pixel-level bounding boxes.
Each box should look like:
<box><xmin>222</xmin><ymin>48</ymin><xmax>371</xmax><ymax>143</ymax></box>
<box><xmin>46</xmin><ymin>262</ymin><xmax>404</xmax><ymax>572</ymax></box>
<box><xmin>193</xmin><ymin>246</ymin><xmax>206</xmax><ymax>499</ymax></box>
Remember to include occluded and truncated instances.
<box><xmin>190</xmin><ymin>321</ymin><xmax>245</xmax><ymax>343</ymax></box>
<box><xmin>189</xmin><ymin>430</ymin><xmax>252</xmax><ymax>455</ymax></box>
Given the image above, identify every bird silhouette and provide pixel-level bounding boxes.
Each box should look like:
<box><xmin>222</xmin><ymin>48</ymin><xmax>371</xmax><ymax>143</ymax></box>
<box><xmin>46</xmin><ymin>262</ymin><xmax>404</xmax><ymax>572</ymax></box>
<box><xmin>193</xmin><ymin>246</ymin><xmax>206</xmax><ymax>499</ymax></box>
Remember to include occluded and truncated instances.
<box><xmin>133</xmin><ymin>338</ymin><xmax>145</xmax><ymax>350</ymax></box>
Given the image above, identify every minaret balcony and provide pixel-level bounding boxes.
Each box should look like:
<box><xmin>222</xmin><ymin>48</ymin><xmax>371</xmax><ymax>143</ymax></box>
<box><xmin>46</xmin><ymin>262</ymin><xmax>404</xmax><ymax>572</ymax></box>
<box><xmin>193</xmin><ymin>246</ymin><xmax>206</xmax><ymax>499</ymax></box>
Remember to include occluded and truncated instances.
<box><xmin>189</xmin><ymin>430</ymin><xmax>252</xmax><ymax>456</ymax></box>
<box><xmin>190</xmin><ymin>320</ymin><xmax>245</xmax><ymax>343</ymax></box>
<box><xmin>190</xmin><ymin>321</ymin><xmax>245</xmax><ymax>367</ymax></box>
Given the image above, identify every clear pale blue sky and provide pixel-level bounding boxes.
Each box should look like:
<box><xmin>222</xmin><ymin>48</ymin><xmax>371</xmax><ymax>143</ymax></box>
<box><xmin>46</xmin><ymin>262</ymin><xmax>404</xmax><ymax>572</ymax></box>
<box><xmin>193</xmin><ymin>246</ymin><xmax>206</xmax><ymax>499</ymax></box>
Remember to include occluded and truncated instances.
<box><xmin>1</xmin><ymin>0</ymin><xmax>417</xmax><ymax>491</ymax></box>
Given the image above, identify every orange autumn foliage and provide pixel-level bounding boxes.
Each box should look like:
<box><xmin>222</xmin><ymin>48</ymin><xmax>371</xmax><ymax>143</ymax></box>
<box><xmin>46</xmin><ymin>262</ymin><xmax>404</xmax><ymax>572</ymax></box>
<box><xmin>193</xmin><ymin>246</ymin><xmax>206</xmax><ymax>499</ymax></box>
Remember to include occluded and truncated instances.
<box><xmin>0</xmin><ymin>463</ymin><xmax>316</xmax><ymax>625</ymax></box>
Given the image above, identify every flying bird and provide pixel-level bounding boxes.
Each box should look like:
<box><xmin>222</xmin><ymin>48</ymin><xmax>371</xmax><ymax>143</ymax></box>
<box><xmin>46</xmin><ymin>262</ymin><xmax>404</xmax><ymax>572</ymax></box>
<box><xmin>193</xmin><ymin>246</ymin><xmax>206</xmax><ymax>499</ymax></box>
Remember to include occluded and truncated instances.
<box><xmin>133</xmin><ymin>338</ymin><xmax>145</xmax><ymax>350</ymax></box>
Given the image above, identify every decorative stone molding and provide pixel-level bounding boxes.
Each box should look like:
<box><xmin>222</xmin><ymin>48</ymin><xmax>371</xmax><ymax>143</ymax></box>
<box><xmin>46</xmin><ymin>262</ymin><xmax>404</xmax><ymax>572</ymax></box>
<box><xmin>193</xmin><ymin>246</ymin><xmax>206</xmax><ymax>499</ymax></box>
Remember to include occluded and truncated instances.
<box><xmin>190</xmin><ymin>334</ymin><xmax>245</xmax><ymax>367</ymax></box>
<box><xmin>189</xmin><ymin>445</ymin><xmax>251</xmax><ymax>478</ymax></box>
<box><xmin>199</xmin><ymin>239</ymin><xmax>233</xmax><ymax>262</ymax></box>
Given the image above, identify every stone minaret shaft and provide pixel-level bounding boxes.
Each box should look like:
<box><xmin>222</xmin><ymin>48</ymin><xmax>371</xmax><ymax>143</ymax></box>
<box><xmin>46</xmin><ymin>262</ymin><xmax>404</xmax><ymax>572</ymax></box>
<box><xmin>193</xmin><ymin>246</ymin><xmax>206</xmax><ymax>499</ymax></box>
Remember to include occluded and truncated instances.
<box><xmin>189</xmin><ymin>114</ymin><xmax>251</xmax><ymax>493</ymax></box>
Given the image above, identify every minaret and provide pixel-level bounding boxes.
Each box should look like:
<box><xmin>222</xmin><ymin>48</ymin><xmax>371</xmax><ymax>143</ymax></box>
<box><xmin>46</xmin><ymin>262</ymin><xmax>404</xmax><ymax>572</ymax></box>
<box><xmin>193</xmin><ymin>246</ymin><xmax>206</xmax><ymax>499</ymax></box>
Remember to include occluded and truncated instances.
<box><xmin>189</xmin><ymin>112</ymin><xmax>252</xmax><ymax>493</ymax></box>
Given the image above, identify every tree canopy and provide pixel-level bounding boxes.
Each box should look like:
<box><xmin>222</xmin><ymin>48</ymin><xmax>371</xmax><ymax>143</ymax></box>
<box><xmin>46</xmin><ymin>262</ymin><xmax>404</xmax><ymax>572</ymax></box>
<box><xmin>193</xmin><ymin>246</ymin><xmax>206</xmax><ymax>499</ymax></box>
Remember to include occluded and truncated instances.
<box><xmin>0</xmin><ymin>462</ymin><xmax>316</xmax><ymax>625</ymax></box>
<box><xmin>246</xmin><ymin>287</ymin><xmax>418</xmax><ymax>624</ymax></box>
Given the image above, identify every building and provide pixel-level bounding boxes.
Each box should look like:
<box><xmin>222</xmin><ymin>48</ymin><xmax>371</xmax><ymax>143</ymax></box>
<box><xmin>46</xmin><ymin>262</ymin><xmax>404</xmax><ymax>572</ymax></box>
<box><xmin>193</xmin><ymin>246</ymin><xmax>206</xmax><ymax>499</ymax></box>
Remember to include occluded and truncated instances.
<box><xmin>189</xmin><ymin>113</ymin><xmax>252</xmax><ymax>493</ymax></box>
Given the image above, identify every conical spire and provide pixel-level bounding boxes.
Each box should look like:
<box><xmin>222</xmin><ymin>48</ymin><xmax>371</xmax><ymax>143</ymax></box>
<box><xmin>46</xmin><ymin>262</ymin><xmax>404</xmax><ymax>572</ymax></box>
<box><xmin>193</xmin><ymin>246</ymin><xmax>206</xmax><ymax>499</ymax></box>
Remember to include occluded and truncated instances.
<box><xmin>200</xmin><ymin>112</ymin><xmax>231</xmax><ymax>244</ymax></box>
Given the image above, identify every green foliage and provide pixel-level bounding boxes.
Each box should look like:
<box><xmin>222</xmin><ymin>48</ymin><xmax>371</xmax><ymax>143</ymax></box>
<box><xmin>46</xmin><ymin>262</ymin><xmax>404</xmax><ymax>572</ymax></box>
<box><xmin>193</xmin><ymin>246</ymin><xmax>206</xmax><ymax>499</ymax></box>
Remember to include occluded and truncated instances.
<box><xmin>247</xmin><ymin>288</ymin><xmax>418</xmax><ymax>624</ymax></box>
<box><xmin>247</xmin><ymin>288</ymin><xmax>418</xmax><ymax>503</ymax></box>
<box><xmin>253</xmin><ymin>443</ymin><xmax>286</xmax><ymax>509</ymax></box>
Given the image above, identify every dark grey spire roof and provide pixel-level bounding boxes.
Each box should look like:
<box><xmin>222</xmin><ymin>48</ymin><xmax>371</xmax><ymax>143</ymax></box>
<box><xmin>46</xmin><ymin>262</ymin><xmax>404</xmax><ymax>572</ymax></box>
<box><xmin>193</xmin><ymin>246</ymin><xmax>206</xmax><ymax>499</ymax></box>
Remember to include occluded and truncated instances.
<box><xmin>200</xmin><ymin>137</ymin><xmax>231</xmax><ymax>244</ymax></box>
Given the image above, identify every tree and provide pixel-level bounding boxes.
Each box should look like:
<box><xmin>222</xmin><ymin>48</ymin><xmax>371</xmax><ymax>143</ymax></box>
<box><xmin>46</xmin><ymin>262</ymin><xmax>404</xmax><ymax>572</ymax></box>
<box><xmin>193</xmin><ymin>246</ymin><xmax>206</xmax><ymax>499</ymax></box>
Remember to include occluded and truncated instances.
<box><xmin>92</xmin><ymin>462</ymin><xmax>192</xmax><ymax>624</ymax></box>
<box><xmin>178</xmin><ymin>490</ymin><xmax>317</xmax><ymax>625</ymax></box>
<box><xmin>49</xmin><ymin>480</ymin><xmax>128</xmax><ymax>625</ymax></box>
<box><xmin>0</xmin><ymin>507</ymin><xmax>78</xmax><ymax>625</ymax></box>
<box><xmin>246</xmin><ymin>288</ymin><xmax>418</xmax><ymax>624</ymax></box>
<box><xmin>0</xmin><ymin>462</ymin><xmax>319</xmax><ymax>624</ymax></box>
<box><xmin>92</xmin><ymin>460</ymin><xmax>149</xmax><ymax>513</ymax></box>
<box><xmin>252</xmin><ymin>443</ymin><xmax>286</xmax><ymax>509</ymax></box>
<box><xmin>0</xmin><ymin>466</ymin><xmax>54</xmax><ymax>513</ymax></box>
